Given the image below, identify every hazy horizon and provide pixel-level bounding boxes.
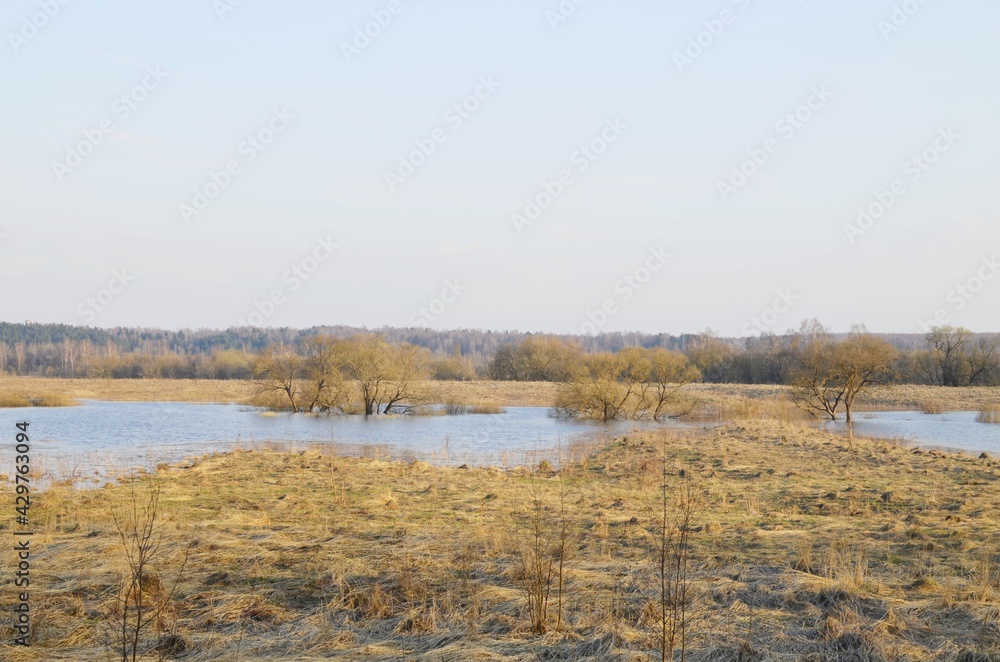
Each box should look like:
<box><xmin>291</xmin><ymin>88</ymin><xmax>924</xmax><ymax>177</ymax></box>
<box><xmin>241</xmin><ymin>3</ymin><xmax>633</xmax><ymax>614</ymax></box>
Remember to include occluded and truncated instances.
<box><xmin>2</xmin><ymin>1</ymin><xmax>998</xmax><ymax>336</ymax></box>
<box><xmin>4</xmin><ymin>319</ymin><xmax>995</xmax><ymax>343</ymax></box>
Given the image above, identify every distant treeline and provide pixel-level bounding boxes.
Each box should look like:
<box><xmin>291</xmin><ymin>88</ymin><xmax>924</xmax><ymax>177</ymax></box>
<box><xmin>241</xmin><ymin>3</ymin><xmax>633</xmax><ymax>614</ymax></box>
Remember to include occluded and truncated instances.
<box><xmin>0</xmin><ymin>321</ymin><xmax>997</xmax><ymax>386</ymax></box>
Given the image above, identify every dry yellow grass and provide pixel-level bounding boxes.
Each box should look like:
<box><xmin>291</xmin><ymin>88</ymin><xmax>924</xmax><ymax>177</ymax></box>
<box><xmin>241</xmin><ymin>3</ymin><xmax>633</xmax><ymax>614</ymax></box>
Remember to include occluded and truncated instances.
<box><xmin>0</xmin><ymin>393</ymin><xmax>33</xmax><ymax>407</ymax></box>
<box><xmin>977</xmin><ymin>405</ymin><xmax>1000</xmax><ymax>424</ymax></box>
<box><xmin>858</xmin><ymin>384</ymin><xmax>1000</xmax><ymax>413</ymax></box>
<box><xmin>2</xmin><ymin>421</ymin><xmax>999</xmax><ymax>659</ymax></box>
<box><xmin>0</xmin><ymin>390</ymin><xmax>77</xmax><ymax>408</ymax></box>
<box><xmin>0</xmin><ymin>377</ymin><xmax>254</xmax><ymax>405</ymax></box>
<box><xmin>682</xmin><ymin>383</ymin><xmax>1000</xmax><ymax>416</ymax></box>
<box><xmin>0</xmin><ymin>377</ymin><xmax>560</xmax><ymax>408</ymax></box>
<box><xmin>919</xmin><ymin>399</ymin><xmax>947</xmax><ymax>414</ymax></box>
<box><xmin>423</xmin><ymin>381</ymin><xmax>559</xmax><ymax>407</ymax></box>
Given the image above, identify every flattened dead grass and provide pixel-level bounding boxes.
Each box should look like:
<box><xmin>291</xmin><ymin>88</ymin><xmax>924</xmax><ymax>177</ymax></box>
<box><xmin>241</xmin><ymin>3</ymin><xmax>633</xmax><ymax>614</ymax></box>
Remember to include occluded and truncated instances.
<box><xmin>3</xmin><ymin>419</ymin><xmax>1000</xmax><ymax>659</ymax></box>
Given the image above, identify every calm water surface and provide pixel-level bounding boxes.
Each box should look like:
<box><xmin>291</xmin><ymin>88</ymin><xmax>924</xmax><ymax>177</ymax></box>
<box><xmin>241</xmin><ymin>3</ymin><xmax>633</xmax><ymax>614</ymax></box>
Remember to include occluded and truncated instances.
<box><xmin>5</xmin><ymin>402</ymin><xmax>998</xmax><ymax>486</ymax></box>
<box><xmin>3</xmin><ymin>401</ymin><xmax>673</xmax><ymax>484</ymax></box>
<box><xmin>825</xmin><ymin>410</ymin><xmax>1000</xmax><ymax>455</ymax></box>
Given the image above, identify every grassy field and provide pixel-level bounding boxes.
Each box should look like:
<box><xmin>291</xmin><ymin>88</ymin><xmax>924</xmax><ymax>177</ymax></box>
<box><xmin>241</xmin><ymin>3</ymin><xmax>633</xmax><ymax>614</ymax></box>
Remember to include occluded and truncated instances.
<box><xmin>0</xmin><ymin>377</ymin><xmax>255</xmax><ymax>405</ymax></box>
<box><xmin>2</xmin><ymin>418</ymin><xmax>999</xmax><ymax>660</ymax></box>
<box><xmin>681</xmin><ymin>383</ymin><xmax>1000</xmax><ymax>417</ymax></box>
<box><xmin>0</xmin><ymin>377</ymin><xmax>561</xmax><ymax>408</ymax></box>
<box><xmin>2</xmin><ymin>376</ymin><xmax>999</xmax><ymax>414</ymax></box>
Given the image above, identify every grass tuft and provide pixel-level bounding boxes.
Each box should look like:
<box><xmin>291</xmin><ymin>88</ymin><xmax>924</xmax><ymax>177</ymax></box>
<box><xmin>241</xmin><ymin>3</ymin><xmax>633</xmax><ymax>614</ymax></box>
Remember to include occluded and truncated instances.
<box><xmin>976</xmin><ymin>405</ymin><xmax>1000</xmax><ymax>424</ymax></box>
<box><xmin>442</xmin><ymin>400</ymin><xmax>506</xmax><ymax>415</ymax></box>
<box><xmin>0</xmin><ymin>391</ymin><xmax>76</xmax><ymax>407</ymax></box>
<box><xmin>30</xmin><ymin>392</ymin><xmax>76</xmax><ymax>407</ymax></box>
<box><xmin>919</xmin><ymin>399</ymin><xmax>946</xmax><ymax>414</ymax></box>
<box><xmin>470</xmin><ymin>403</ymin><xmax>505</xmax><ymax>414</ymax></box>
<box><xmin>0</xmin><ymin>393</ymin><xmax>32</xmax><ymax>407</ymax></box>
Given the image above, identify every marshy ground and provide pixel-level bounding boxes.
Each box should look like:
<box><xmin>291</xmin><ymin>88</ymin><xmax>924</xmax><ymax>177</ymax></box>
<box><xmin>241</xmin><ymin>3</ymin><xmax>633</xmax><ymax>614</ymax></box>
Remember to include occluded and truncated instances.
<box><xmin>2</xmin><ymin>410</ymin><xmax>999</xmax><ymax>659</ymax></box>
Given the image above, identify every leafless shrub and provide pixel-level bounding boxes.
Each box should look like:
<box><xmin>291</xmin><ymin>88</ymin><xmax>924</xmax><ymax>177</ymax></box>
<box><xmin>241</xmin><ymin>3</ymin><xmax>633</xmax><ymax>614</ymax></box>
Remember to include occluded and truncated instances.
<box><xmin>105</xmin><ymin>479</ymin><xmax>192</xmax><ymax>662</ymax></box>
<box><xmin>648</xmin><ymin>441</ymin><xmax>698</xmax><ymax>661</ymax></box>
<box><xmin>554</xmin><ymin>476</ymin><xmax>577</xmax><ymax>631</ymax></box>
<box><xmin>513</xmin><ymin>483</ymin><xmax>555</xmax><ymax>634</ymax></box>
<box><xmin>443</xmin><ymin>400</ymin><xmax>471</xmax><ymax>415</ymax></box>
<box><xmin>510</xmin><ymin>474</ymin><xmax>576</xmax><ymax>634</ymax></box>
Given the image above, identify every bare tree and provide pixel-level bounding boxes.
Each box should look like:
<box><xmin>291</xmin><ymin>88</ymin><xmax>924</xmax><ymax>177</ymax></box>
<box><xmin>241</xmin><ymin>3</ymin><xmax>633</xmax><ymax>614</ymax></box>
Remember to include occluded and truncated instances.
<box><xmin>789</xmin><ymin>322</ymin><xmax>843</xmax><ymax>421</ymax></box>
<box><xmin>553</xmin><ymin>476</ymin><xmax>577</xmax><ymax>632</ymax></box>
<box><xmin>968</xmin><ymin>336</ymin><xmax>1000</xmax><ymax>385</ymax></box>
<box><xmin>252</xmin><ymin>347</ymin><xmax>304</xmax><ymax>411</ymax></box>
<box><xmin>555</xmin><ymin>349</ymin><xmax>699</xmax><ymax>422</ymax></box>
<box><xmin>837</xmin><ymin>331</ymin><xmax>897</xmax><ymax>424</ymax></box>
<box><xmin>486</xmin><ymin>344</ymin><xmax>518</xmax><ymax>380</ymax></box>
<box><xmin>486</xmin><ymin>336</ymin><xmax>582</xmax><ymax>382</ymax></box>
<box><xmin>345</xmin><ymin>334</ymin><xmax>392</xmax><ymax>415</ymax></box>
<box><xmin>646</xmin><ymin>348</ymin><xmax>701</xmax><ymax>421</ymax></box>
<box><xmin>61</xmin><ymin>338</ymin><xmax>82</xmax><ymax>377</ymax></box>
<box><xmin>513</xmin><ymin>481</ymin><xmax>557</xmax><ymax>634</ymax></box>
<box><xmin>649</xmin><ymin>449</ymin><xmax>697</xmax><ymax>661</ymax></box>
<box><xmin>554</xmin><ymin>353</ymin><xmax>633</xmax><ymax>422</ymax></box>
<box><xmin>300</xmin><ymin>336</ymin><xmax>352</xmax><ymax>413</ymax></box>
<box><xmin>791</xmin><ymin>324</ymin><xmax>897</xmax><ymax>426</ymax></box>
<box><xmin>926</xmin><ymin>326</ymin><xmax>973</xmax><ymax>387</ymax></box>
<box><xmin>14</xmin><ymin>342</ymin><xmax>27</xmax><ymax>375</ymax></box>
<box><xmin>379</xmin><ymin>343</ymin><xmax>427</xmax><ymax>414</ymax></box>
<box><xmin>79</xmin><ymin>339</ymin><xmax>96</xmax><ymax>377</ymax></box>
<box><xmin>107</xmin><ymin>480</ymin><xmax>191</xmax><ymax>662</ymax></box>
<box><xmin>252</xmin><ymin>334</ymin><xmax>427</xmax><ymax>416</ymax></box>
<box><xmin>684</xmin><ymin>329</ymin><xmax>733</xmax><ymax>383</ymax></box>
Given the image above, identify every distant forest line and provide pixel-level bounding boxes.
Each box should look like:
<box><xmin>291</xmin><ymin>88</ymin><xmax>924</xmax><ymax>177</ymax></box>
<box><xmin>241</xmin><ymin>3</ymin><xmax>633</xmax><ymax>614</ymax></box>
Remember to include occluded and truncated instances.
<box><xmin>0</xmin><ymin>321</ymin><xmax>997</xmax><ymax>387</ymax></box>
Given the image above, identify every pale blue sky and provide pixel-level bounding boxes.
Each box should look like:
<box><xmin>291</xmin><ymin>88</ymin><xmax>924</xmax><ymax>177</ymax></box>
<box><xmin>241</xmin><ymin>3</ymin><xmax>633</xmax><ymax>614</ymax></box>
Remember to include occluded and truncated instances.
<box><xmin>1</xmin><ymin>0</ymin><xmax>998</xmax><ymax>335</ymax></box>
